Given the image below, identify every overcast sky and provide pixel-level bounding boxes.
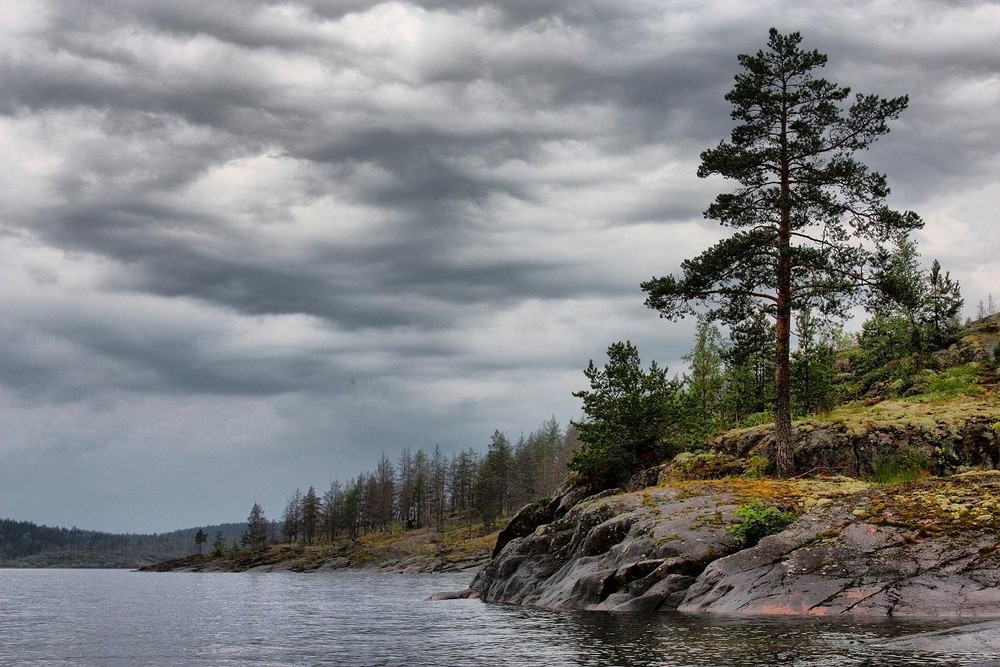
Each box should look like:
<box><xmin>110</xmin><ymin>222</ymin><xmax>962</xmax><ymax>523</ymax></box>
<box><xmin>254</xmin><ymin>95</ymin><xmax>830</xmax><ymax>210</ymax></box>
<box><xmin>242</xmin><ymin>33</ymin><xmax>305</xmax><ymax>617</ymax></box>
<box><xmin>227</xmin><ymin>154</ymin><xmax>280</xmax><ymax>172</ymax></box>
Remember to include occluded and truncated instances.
<box><xmin>2</xmin><ymin>0</ymin><xmax>998</xmax><ymax>533</ymax></box>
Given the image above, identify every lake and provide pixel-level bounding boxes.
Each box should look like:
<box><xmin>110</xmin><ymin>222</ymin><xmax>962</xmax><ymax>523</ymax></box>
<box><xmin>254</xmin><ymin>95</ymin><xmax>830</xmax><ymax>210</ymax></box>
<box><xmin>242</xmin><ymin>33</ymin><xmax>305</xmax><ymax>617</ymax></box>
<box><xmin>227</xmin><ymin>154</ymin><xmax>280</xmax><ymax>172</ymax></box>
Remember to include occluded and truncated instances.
<box><xmin>0</xmin><ymin>568</ymin><xmax>996</xmax><ymax>666</ymax></box>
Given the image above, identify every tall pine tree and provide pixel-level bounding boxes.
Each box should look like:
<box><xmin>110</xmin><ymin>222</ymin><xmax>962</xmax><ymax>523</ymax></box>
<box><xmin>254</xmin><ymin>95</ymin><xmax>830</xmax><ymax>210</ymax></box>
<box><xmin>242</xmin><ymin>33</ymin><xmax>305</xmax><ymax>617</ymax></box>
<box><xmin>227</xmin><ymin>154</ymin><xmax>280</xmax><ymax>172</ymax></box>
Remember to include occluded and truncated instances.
<box><xmin>642</xmin><ymin>29</ymin><xmax>921</xmax><ymax>476</ymax></box>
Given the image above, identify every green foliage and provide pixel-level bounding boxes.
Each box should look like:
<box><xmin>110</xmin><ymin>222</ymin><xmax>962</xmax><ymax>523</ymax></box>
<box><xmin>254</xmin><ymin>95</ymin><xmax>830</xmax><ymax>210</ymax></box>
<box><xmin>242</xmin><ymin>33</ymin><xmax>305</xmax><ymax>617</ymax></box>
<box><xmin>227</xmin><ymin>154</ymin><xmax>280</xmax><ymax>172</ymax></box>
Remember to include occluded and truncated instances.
<box><xmin>870</xmin><ymin>449</ymin><xmax>930</xmax><ymax>485</ymax></box>
<box><xmin>569</xmin><ymin>341</ymin><xmax>682</xmax><ymax>489</ymax></box>
<box><xmin>742</xmin><ymin>455</ymin><xmax>774</xmax><ymax>479</ymax></box>
<box><xmin>791</xmin><ymin>309</ymin><xmax>838</xmax><ymax>415</ymax></box>
<box><xmin>854</xmin><ymin>314</ymin><xmax>918</xmax><ymax>395</ymax></box>
<box><xmin>680</xmin><ymin>317</ymin><xmax>727</xmax><ymax>443</ymax></box>
<box><xmin>917</xmin><ymin>365</ymin><xmax>981</xmax><ymax>399</ymax></box>
<box><xmin>212</xmin><ymin>531</ymin><xmax>227</xmax><ymax>558</ymax></box>
<box><xmin>867</xmin><ymin>240</ymin><xmax>964</xmax><ymax>378</ymax></box>
<box><xmin>728</xmin><ymin>501</ymin><xmax>797</xmax><ymax>547</ymax></box>
<box><xmin>924</xmin><ymin>259</ymin><xmax>964</xmax><ymax>348</ymax></box>
<box><xmin>194</xmin><ymin>528</ymin><xmax>207</xmax><ymax>555</ymax></box>
<box><xmin>241</xmin><ymin>502</ymin><xmax>270</xmax><ymax>552</ymax></box>
<box><xmin>722</xmin><ymin>312</ymin><xmax>775</xmax><ymax>425</ymax></box>
<box><xmin>476</xmin><ymin>430</ymin><xmax>514</xmax><ymax>527</ymax></box>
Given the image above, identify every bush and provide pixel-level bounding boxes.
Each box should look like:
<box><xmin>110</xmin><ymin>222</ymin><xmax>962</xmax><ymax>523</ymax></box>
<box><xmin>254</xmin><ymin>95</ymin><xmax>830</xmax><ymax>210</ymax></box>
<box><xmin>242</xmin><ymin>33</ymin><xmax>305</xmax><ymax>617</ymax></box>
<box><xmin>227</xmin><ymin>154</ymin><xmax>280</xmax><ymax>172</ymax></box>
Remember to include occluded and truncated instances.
<box><xmin>728</xmin><ymin>501</ymin><xmax>797</xmax><ymax>547</ymax></box>
<box><xmin>870</xmin><ymin>449</ymin><xmax>929</xmax><ymax>484</ymax></box>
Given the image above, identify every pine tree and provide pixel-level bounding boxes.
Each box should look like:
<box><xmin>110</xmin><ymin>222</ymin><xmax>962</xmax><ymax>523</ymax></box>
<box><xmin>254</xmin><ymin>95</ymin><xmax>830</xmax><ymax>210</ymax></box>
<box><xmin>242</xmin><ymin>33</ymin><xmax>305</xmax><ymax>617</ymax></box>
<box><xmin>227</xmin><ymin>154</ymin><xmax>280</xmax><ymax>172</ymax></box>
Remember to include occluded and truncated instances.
<box><xmin>300</xmin><ymin>486</ymin><xmax>320</xmax><ymax>544</ymax></box>
<box><xmin>642</xmin><ymin>29</ymin><xmax>921</xmax><ymax>476</ymax></box>
<box><xmin>682</xmin><ymin>317</ymin><xmax>726</xmax><ymax>441</ymax></box>
<box><xmin>241</xmin><ymin>503</ymin><xmax>270</xmax><ymax>552</ymax></box>
<box><xmin>194</xmin><ymin>528</ymin><xmax>207</xmax><ymax>555</ymax></box>
<box><xmin>569</xmin><ymin>341</ymin><xmax>681</xmax><ymax>488</ymax></box>
<box><xmin>281</xmin><ymin>489</ymin><xmax>301</xmax><ymax>543</ymax></box>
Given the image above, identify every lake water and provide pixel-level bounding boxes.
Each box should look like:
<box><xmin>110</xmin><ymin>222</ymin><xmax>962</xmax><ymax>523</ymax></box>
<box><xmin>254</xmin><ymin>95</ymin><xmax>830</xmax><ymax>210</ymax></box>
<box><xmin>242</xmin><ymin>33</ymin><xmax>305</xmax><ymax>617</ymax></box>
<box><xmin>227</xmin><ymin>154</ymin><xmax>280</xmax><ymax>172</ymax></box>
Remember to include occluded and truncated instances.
<box><xmin>1</xmin><ymin>568</ymin><xmax>996</xmax><ymax>666</ymax></box>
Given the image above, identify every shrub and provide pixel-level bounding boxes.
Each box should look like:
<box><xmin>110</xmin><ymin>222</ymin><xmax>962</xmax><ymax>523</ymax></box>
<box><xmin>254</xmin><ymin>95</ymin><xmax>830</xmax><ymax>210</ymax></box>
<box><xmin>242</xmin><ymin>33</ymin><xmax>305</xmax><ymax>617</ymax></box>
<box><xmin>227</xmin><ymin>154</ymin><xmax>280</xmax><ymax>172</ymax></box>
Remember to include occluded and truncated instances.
<box><xmin>728</xmin><ymin>501</ymin><xmax>797</xmax><ymax>547</ymax></box>
<box><xmin>870</xmin><ymin>449</ymin><xmax>930</xmax><ymax>484</ymax></box>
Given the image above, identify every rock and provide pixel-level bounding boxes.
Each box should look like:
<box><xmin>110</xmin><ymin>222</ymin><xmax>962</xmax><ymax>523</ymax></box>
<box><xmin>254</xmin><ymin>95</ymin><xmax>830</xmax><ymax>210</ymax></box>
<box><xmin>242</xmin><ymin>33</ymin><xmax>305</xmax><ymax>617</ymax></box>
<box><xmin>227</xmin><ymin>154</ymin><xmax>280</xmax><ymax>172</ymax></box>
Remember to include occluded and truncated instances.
<box><xmin>876</xmin><ymin>620</ymin><xmax>1000</xmax><ymax>656</ymax></box>
<box><xmin>473</xmin><ymin>472</ymin><xmax>1000</xmax><ymax>618</ymax></box>
<box><xmin>426</xmin><ymin>588</ymin><xmax>478</xmax><ymax>601</ymax></box>
<box><xmin>679</xmin><ymin>475</ymin><xmax>1000</xmax><ymax>617</ymax></box>
<box><xmin>710</xmin><ymin>412</ymin><xmax>1000</xmax><ymax>478</ymax></box>
<box><xmin>471</xmin><ymin>482</ymin><xmax>747</xmax><ymax>611</ymax></box>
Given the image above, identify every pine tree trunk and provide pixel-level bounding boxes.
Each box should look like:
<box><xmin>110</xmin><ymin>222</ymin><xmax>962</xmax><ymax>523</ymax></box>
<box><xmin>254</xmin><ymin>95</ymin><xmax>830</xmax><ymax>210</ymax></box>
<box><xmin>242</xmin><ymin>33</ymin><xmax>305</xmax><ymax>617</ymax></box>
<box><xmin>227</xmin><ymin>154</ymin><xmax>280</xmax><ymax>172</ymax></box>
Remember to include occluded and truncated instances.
<box><xmin>774</xmin><ymin>305</ymin><xmax>793</xmax><ymax>477</ymax></box>
<box><xmin>775</xmin><ymin>205</ymin><xmax>793</xmax><ymax>476</ymax></box>
<box><xmin>774</xmin><ymin>101</ymin><xmax>794</xmax><ymax>478</ymax></box>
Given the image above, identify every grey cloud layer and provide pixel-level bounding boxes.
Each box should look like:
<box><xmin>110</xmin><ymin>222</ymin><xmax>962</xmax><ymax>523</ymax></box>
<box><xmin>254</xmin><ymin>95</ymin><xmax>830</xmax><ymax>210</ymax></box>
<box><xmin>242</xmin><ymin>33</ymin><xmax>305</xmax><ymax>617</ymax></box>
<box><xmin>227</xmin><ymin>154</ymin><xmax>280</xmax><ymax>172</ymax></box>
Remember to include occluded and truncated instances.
<box><xmin>1</xmin><ymin>0</ymin><xmax>998</xmax><ymax>531</ymax></box>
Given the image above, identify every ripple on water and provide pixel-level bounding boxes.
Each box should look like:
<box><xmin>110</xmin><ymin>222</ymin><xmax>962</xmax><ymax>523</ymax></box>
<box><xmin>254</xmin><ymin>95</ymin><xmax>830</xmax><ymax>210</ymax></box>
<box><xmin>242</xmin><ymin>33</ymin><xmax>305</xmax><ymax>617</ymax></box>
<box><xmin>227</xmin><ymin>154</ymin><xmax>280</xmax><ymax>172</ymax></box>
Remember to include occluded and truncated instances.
<box><xmin>0</xmin><ymin>569</ymin><xmax>996</xmax><ymax>666</ymax></box>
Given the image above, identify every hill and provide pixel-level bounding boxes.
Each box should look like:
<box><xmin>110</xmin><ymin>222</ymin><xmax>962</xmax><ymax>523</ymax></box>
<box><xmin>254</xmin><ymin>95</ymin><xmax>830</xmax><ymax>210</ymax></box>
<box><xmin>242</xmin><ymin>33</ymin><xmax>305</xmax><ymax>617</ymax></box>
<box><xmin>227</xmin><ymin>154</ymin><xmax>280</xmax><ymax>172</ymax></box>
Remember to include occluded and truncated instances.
<box><xmin>0</xmin><ymin>519</ymin><xmax>246</xmax><ymax>568</ymax></box>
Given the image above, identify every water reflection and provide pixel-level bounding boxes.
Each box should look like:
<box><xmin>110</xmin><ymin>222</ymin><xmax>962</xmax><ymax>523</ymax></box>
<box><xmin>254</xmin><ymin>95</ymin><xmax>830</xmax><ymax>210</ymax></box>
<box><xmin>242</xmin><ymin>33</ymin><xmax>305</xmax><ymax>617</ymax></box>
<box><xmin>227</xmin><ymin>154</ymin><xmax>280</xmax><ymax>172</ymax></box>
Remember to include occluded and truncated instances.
<box><xmin>486</xmin><ymin>606</ymin><xmax>982</xmax><ymax>667</ymax></box>
<box><xmin>1</xmin><ymin>569</ymin><xmax>995</xmax><ymax>667</ymax></box>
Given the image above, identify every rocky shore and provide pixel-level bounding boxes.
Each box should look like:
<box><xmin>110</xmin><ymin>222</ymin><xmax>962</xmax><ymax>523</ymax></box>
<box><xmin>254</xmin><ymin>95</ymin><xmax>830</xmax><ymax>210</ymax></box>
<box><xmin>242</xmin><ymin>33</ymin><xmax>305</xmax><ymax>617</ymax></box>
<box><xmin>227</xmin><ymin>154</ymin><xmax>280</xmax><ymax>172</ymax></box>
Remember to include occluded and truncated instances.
<box><xmin>140</xmin><ymin>524</ymin><xmax>494</xmax><ymax>574</ymax></box>
<box><xmin>472</xmin><ymin>469</ymin><xmax>1000</xmax><ymax>617</ymax></box>
<box><xmin>471</xmin><ymin>383</ymin><xmax>1000</xmax><ymax>618</ymax></box>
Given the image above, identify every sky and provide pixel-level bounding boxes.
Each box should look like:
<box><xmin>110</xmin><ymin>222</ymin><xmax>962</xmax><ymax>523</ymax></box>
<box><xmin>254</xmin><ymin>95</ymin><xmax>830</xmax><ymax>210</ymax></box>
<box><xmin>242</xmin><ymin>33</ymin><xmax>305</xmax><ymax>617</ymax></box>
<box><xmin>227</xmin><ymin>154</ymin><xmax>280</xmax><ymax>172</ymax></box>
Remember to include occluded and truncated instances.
<box><xmin>1</xmin><ymin>0</ymin><xmax>998</xmax><ymax>534</ymax></box>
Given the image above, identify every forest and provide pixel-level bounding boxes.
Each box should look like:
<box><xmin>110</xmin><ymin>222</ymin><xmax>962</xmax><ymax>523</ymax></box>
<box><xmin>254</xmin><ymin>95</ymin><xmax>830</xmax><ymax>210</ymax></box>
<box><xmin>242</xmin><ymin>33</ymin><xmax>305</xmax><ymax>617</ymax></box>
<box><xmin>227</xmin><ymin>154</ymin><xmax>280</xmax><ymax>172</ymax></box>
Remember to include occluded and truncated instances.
<box><xmin>0</xmin><ymin>518</ymin><xmax>245</xmax><ymax>567</ymax></box>
<box><xmin>237</xmin><ymin>417</ymin><xmax>578</xmax><ymax>553</ymax></box>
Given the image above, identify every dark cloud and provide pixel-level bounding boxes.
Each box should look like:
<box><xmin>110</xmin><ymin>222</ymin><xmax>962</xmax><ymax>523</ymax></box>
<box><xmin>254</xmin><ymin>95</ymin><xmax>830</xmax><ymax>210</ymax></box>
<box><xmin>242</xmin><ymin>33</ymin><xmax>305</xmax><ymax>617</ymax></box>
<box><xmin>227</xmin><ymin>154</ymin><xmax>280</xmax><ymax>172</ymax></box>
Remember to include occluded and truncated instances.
<box><xmin>1</xmin><ymin>0</ymin><xmax>997</xmax><ymax>532</ymax></box>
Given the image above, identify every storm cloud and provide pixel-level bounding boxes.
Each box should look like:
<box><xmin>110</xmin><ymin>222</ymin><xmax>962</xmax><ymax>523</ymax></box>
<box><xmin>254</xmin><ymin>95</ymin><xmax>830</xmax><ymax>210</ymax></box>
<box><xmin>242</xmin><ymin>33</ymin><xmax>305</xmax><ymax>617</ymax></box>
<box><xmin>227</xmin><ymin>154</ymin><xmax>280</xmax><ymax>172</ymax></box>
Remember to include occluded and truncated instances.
<box><xmin>1</xmin><ymin>0</ymin><xmax>997</xmax><ymax>532</ymax></box>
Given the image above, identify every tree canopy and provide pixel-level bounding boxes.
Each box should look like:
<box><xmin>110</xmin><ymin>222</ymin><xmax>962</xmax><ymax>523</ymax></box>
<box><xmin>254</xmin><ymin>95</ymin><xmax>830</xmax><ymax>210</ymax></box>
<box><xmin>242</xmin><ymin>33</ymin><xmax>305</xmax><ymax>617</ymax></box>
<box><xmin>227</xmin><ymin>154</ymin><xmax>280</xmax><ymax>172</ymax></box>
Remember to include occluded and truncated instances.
<box><xmin>642</xmin><ymin>29</ymin><xmax>922</xmax><ymax>476</ymax></box>
<box><xmin>569</xmin><ymin>341</ymin><xmax>681</xmax><ymax>489</ymax></box>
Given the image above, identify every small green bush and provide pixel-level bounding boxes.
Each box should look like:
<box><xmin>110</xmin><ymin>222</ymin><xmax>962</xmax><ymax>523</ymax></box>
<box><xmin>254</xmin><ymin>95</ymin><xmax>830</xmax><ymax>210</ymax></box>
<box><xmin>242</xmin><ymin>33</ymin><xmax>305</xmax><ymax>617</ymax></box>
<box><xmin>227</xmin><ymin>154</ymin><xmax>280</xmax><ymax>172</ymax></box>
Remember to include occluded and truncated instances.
<box><xmin>870</xmin><ymin>449</ymin><xmax>930</xmax><ymax>484</ymax></box>
<box><xmin>742</xmin><ymin>454</ymin><xmax>774</xmax><ymax>479</ymax></box>
<box><xmin>728</xmin><ymin>501</ymin><xmax>797</xmax><ymax>547</ymax></box>
<box><xmin>920</xmin><ymin>364</ymin><xmax>980</xmax><ymax>398</ymax></box>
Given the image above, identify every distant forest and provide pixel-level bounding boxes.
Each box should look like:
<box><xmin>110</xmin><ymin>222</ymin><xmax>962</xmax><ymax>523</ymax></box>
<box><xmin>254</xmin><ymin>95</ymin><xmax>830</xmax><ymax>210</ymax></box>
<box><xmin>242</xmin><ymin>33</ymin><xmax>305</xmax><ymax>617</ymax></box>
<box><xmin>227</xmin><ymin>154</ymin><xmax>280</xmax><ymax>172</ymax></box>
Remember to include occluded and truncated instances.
<box><xmin>248</xmin><ymin>417</ymin><xmax>578</xmax><ymax>551</ymax></box>
<box><xmin>0</xmin><ymin>518</ymin><xmax>245</xmax><ymax>568</ymax></box>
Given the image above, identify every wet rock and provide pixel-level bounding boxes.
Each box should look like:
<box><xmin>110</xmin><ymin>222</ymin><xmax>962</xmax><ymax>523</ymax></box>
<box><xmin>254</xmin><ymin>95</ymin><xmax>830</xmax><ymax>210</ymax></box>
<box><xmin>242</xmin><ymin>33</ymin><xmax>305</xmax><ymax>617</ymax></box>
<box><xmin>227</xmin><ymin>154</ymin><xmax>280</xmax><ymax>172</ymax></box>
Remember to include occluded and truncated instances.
<box><xmin>474</xmin><ymin>472</ymin><xmax>1000</xmax><ymax>618</ymax></box>
<box><xmin>471</xmin><ymin>483</ymin><xmax>746</xmax><ymax>611</ymax></box>
<box><xmin>679</xmin><ymin>475</ymin><xmax>1000</xmax><ymax>617</ymax></box>
<box><xmin>426</xmin><ymin>588</ymin><xmax>478</xmax><ymax>600</ymax></box>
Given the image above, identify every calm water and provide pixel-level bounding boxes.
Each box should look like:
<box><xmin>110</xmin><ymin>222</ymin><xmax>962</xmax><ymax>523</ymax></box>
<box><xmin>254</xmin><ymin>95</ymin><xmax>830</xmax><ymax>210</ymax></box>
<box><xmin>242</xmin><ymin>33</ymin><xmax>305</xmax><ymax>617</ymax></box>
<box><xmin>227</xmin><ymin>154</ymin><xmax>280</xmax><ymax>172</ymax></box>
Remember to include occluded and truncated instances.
<box><xmin>0</xmin><ymin>568</ymin><xmax>996</xmax><ymax>666</ymax></box>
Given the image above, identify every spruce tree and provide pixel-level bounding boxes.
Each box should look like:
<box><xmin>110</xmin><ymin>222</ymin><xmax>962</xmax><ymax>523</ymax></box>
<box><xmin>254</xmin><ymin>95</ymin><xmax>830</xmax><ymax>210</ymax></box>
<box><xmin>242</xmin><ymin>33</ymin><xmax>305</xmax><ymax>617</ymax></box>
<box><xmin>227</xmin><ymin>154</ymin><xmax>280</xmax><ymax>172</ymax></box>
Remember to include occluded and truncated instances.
<box><xmin>642</xmin><ymin>29</ymin><xmax>921</xmax><ymax>476</ymax></box>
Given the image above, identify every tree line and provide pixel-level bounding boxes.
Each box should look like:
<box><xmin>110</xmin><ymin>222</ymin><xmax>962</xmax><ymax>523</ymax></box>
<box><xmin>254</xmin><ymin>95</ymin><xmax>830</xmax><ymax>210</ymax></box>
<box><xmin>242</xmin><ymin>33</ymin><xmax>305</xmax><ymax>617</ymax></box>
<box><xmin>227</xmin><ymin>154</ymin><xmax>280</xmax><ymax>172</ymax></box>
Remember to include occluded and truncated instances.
<box><xmin>234</xmin><ymin>418</ymin><xmax>578</xmax><ymax>551</ymax></box>
<box><xmin>0</xmin><ymin>518</ymin><xmax>245</xmax><ymax>566</ymax></box>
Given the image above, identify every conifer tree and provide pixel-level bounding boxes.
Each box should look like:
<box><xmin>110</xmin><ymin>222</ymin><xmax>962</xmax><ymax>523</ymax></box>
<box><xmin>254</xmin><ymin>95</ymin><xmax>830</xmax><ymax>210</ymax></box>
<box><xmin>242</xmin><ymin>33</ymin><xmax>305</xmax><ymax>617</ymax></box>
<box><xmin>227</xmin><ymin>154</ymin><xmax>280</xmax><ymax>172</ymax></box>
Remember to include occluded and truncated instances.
<box><xmin>241</xmin><ymin>503</ymin><xmax>270</xmax><ymax>552</ymax></box>
<box><xmin>642</xmin><ymin>29</ymin><xmax>921</xmax><ymax>476</ymax></box>
<box><xmin>194</xmin><ymin>528</ymin><xmax>207</xmax><ymax>555</ymax></box>
<box><xmin>300</xmin><ymin>486</ymin><xmax>320</xmax><ymax>544</ymax></box>
<box><xmin>569</xmin><ymin>341</ymin><xmax>680</xmax><ymax>488</ymax></box>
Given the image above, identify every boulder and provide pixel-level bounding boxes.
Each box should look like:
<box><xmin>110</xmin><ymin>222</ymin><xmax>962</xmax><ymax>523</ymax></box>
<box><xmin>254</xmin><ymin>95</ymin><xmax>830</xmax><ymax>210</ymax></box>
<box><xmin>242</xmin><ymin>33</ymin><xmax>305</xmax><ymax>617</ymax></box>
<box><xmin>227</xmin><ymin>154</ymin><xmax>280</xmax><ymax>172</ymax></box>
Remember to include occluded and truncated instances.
<box><xmin>472</xmin><ymin>482</ymin><xmax>749</xmax><ymax>610</ymax></box>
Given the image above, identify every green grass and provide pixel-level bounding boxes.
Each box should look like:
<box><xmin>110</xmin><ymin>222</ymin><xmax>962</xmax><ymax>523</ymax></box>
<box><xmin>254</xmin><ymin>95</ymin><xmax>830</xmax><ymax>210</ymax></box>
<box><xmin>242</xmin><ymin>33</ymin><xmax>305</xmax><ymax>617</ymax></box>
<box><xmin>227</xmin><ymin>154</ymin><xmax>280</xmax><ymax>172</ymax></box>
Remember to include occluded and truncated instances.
<box><xmin>869</xmin><ymin>449</ymin><xmax>930</xmax><ymax>485</ymax></box>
